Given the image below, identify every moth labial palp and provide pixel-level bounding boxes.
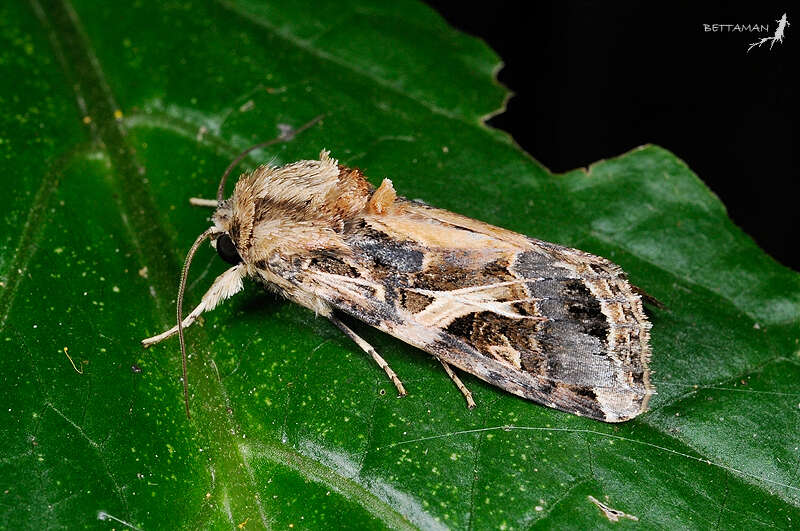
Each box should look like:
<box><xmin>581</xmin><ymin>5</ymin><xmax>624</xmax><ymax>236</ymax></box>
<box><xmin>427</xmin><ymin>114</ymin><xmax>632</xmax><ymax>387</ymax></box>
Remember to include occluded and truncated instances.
<box><xmin>142</xmin><ymin>146</ymin><xmax>655</xmax><ymax>422</ymax></box>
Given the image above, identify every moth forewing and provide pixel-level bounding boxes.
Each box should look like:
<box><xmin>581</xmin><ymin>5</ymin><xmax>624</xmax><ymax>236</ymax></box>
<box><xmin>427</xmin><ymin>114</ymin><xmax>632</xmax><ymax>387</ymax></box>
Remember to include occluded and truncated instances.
<box><xmin>143</xmin><ymin>150</ymin><xmax>654</xmax><ymax>422</ymax></box>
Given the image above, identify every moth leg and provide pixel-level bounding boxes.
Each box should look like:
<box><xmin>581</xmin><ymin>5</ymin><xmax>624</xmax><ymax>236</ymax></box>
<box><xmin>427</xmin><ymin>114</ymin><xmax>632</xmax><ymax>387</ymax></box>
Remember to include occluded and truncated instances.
<box><xmin>438</xmin><ymin>359</ymin><xmax>476</xmax><ymax>409</ymax></box>
<box><xmin>631</xmin><ymin>284</ymin><xmax>665</xmax><ymax>309</ymax></box>
<box><xmin>328</xmin><ymin>315</ymin><xmax>407</xmax><ymax>397</ymax></box>
<box><xmin>189</xmin><ymin>197</ymin><xmax>218</xmax><ymax>207</ymax></box>
<box><xmin>141</xmin><ymin>265</ymin><xmax>244</xmax><ymax>347</ymax></box>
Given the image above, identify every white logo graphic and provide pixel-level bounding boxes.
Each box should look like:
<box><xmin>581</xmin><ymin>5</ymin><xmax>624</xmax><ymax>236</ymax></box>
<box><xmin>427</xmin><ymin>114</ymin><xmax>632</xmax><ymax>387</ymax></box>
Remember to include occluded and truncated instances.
<box><xmin>747</xmin><ymin>13</ymin><xmax>790</xmax><ymax>52</ymax></box>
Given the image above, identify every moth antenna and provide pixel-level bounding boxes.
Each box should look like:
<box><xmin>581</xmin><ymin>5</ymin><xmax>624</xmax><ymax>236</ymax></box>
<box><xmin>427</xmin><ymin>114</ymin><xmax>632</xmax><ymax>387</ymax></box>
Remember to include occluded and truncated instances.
<box><xmin>177</xmin><ymin>227</ymin><xmax>220</xmax><ymax>419</ymax></box>
<box><xmin>215</xmin><ymin>114</ymin><xmax>325</xmax><ymax>202</ymax></box>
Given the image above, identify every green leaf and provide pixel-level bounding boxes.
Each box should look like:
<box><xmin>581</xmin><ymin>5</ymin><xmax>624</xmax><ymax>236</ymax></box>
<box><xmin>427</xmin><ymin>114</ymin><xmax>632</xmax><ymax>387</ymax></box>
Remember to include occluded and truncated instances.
<box><xmin>2</xmin><ymin>0</ymin><xmax>798</xmax><ymax>529</ymax></box>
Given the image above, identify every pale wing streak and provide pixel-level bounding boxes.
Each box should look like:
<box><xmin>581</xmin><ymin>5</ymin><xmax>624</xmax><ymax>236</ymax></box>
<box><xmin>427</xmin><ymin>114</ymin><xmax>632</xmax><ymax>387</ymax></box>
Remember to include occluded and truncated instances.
<box><xmin>409</xmin><ymin>286</ymin><xmax>546</xmax><ymax>321</ymax></box>
<box><xmin>411</xmin><ymin>279</ymin><xmax>541</xmax><ymax>295</ymax></box>
<box><xmin>312</xmin><ymin>271</ymin><xmax>386</xmax><ymax>303</ymax></box>
<box><xmin>408</xmin><ymin>282</ymin><xmax>548</xmax><ymax>328</ymax></box>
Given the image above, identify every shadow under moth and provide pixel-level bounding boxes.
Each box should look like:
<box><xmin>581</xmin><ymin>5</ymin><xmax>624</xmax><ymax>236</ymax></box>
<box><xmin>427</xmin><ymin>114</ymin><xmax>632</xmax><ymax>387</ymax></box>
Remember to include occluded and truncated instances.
<box><xmin>142</xmin><ymin>150</ymin><xmax>654</xmax><ymax>423</ymax></box>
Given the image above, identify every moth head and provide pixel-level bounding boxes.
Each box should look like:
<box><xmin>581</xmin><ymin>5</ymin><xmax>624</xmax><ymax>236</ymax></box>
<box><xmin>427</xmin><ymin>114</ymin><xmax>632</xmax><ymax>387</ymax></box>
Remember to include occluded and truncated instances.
<box><xmin>211</xmin><ymin>200</ymin><xmax>245</xmax><ymax>265</ymax></box>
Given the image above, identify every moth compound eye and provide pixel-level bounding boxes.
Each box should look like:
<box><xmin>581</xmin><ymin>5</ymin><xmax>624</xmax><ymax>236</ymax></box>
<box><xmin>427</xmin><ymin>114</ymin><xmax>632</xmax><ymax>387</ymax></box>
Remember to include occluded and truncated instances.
<box><xmin>216</xmin><ymin>233</ymin><xmax>242</xmax><ymax>265</ymax></box>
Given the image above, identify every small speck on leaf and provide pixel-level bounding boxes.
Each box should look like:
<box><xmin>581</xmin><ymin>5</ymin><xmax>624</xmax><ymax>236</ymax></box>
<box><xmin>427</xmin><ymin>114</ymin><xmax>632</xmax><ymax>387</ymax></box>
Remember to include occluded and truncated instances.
<box><xmin>588</xmin><ymin>495</ymin><xmax>638</xmax><ymax>522</ymax></box>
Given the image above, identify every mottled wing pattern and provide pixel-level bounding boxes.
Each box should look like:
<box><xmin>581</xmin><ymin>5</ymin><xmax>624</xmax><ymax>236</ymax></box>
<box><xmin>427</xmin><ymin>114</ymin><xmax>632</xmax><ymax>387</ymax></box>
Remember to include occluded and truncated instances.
<box><xmin>282</xmin><ymin>200</ymin><xmax>653</xmax><ymax>422</ymax></box>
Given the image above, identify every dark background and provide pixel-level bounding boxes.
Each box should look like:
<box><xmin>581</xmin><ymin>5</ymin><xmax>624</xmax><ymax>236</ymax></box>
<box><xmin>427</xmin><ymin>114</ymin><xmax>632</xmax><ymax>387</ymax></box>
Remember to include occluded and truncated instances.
<box><xmin>426</xmin><ymin>1</ymin><xmax>796</xmax><ymax>270</ymax></box>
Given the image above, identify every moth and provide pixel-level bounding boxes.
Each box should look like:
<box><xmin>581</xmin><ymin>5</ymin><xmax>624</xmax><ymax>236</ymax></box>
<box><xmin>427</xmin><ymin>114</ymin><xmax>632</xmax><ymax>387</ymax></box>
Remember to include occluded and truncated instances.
<box><xmin>142</xmin><ymin>150</ymin><xmax>654</xmax><ymax>422</ymax></box>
